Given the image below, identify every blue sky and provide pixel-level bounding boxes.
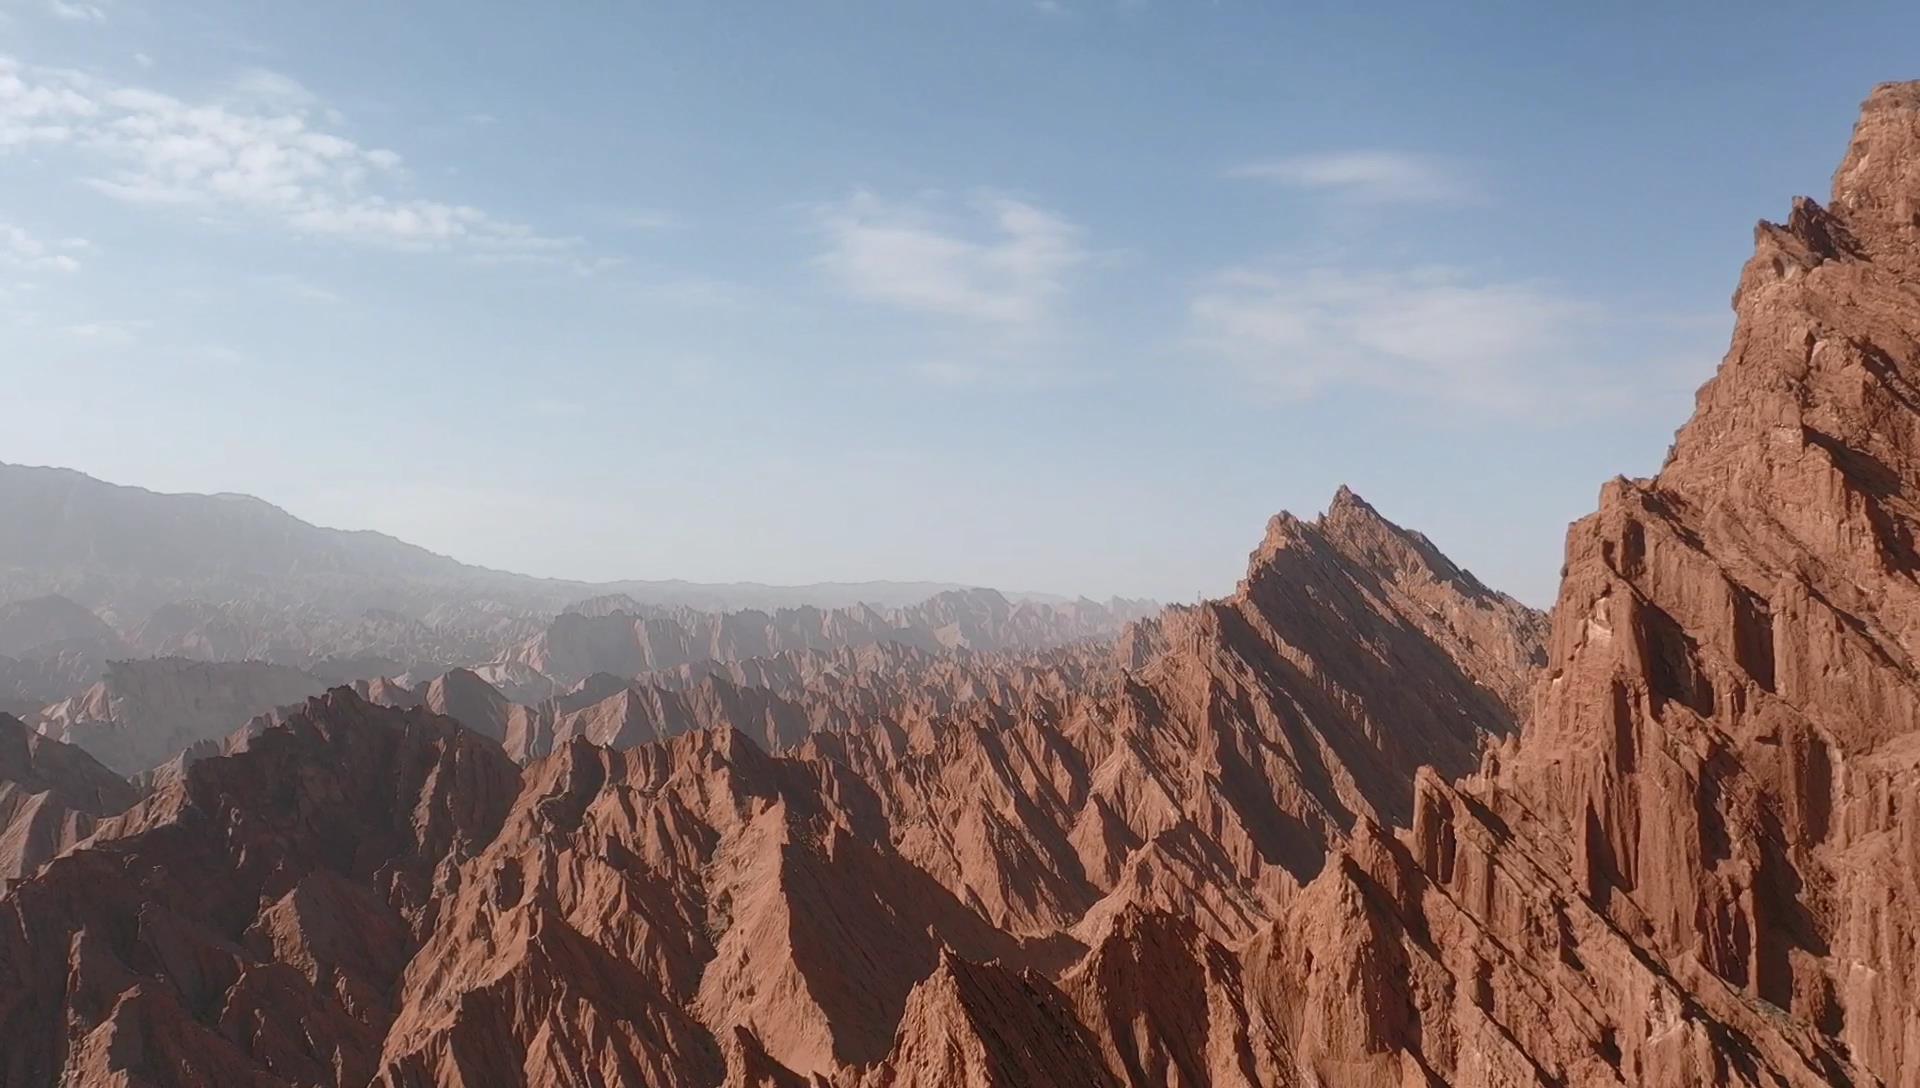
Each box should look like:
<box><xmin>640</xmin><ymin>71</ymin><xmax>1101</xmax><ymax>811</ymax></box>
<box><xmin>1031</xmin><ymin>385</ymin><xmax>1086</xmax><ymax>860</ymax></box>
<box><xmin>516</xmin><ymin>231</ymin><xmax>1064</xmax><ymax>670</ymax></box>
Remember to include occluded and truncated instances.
<box><xmin>3</xmin><ymin>1</ymin><xmax>1916</xmax><ymax>604</ymax></box>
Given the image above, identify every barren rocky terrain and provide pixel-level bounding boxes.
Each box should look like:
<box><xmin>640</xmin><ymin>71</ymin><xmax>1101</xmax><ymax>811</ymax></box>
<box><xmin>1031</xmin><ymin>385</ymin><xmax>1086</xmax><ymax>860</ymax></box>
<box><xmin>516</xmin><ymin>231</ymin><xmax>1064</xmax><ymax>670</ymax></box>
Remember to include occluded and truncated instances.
<box><xmin>1</xmin><ymin>80</ymin><xmax>1918</xmax><ymax>1088</ymax></box>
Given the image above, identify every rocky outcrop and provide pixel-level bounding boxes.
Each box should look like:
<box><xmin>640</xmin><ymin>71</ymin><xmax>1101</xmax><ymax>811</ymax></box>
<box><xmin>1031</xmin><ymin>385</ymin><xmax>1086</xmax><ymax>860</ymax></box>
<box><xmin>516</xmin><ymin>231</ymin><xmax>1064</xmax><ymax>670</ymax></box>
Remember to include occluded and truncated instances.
<box><xmin>1243</xmin><ymin>79</ymin><xmax>1920</xmax><ymax>1088</ymax></box>
<box><xmin>31</xmin><ymin>658</ymin><xmax>328</xmax><ymax>775</ymax></box>
<box><xmin>857</xmin><ymin>951</ymin><xmax>1117</xmax><ymax>1088</ymax></box>
<box><xmin>370</xmin><ymin>637</ymin><xmax>1137</xmax><ymax>766</ymax></box>
<box><xmin>500</xmin><ymin>678</ymin><xmax>814</xmax><ymax>759</ymax></box>
<box><xmin>493</xmin><ymin>590</ymin><xmax>1154</xmax><ymax>687</ymax></box>
<box><xmin>416</xmin><ymin>667</ymin><xmax>511</xmax><ymax>744</ymax></box>
<box><xmin>1140</xmin><ymin>484</ymin><xmax>1544</xmax><ymax>866</ymax></box>
<box><xmin>0</xmin><ymin>690</ymin><xmax>519</xmax><ymax>1087</ymax></box>
<box><xmin>354</xmin><ymin>481</ymin><xmax>1543</xmax><ymax>1086</ymax></box>
<box><xmin>7</xmin><ymin>82</ymin><xmax>1918</xmax><ymax>1088</ymax></box>
<box><xmin>0</xmin><ymin>714</ymin><xmax>136</xmax><ymax>884</ymax></box>
<box><xmin>0</xmin><ymin>464</ymin><xmax>1539</xmax><ymax>1087</ymax></box>
<box><xmin>378</xmin><ymin>727</ymin><xmax>1021</xmax><ymax>1085</ymax></box>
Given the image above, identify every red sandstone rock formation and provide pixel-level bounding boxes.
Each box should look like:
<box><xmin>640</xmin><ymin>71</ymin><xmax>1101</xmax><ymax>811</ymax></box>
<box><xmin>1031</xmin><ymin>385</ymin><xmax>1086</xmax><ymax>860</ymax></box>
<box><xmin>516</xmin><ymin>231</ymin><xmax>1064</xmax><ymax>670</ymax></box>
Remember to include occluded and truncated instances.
<box><xmin>0</xmin><ymin>713</ymin><xmax>137</xmax><ymax>884</ymax></box>
<box><xmin>1241</xmin><ymin>79</ymin><xmax>1920</xmax><ymax>1088</ymax></box>
<box><xmin>0</xmin><ymin>467</ymin><xmax>1536</xmax><ymax>1087</ymax></box>
<box><xmin>6</xmin><ymin>80</ymin><xmax>1918</xmax><ymax>1088</ymax></box>
<box><xmin>0</xmin><ymin>691</ymin><xmax>519</xmax><ymax>1087</ymax></box>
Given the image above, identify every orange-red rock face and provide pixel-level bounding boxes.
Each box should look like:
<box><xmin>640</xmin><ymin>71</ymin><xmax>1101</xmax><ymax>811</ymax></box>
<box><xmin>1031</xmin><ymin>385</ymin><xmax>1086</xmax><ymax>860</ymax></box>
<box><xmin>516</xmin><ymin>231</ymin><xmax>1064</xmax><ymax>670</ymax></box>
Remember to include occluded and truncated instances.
<box><xmin>0</xmin><ymin>693</ymin><xmax>520</xmax><ymax>1087</ymax></box>
<box><xmin>0</xmin><ymin>475</ymin><xmax>1542</xmax><ymax>1087</ymax></box>
<box><xmin>1485</xmin><ymin>80</ymin><xmax>1920</xmax><ymax>1084</ymax></box>
<box><xmin>1257</xmin><ymin>80</ymin><xmax>1920</xmax><ymax>1088</ymax></box>
<box><xmin>6</xmin><ymin>80</ymin><xmax>1920</xmax><ymax>1088</ymax></box>
<box><xmin>0</xmin><ymin>714</ymin><xmax>136</xmax><ymax>885</ymax></box>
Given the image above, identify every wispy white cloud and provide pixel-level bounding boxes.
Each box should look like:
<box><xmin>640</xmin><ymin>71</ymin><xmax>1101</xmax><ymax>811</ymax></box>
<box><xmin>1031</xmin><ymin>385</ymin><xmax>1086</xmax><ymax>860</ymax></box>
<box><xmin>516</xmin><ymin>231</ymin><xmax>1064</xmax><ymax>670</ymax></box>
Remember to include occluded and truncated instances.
<box><xmin>0</xmin><ymin>221</ymin><xmax>86</xmax><ymax>272</ymax></box>
<box><xmin>1229</xmin><ymin>151</ymin><xmax>1477</xmax><ymax>204</ymax></box>
<box><xmin>0</xmin><ymin>54</ymin><xmax>586</xmax><ymax>262</ymax></box>
<box><xmin>1189</xmin><ymin>264</ymin><xmax>1642</xmax><ymax>413</ymax></box>
<box><xmin>0</xmin><ymin>58</ymin><xmax>99</xmax><ymax>146</ymax></box>
<box><xmin>46</xmin><ymin>0</ymin><xmax>107</xmax><ymax>24</ymax></box>
<box><xmin>814</xmin><ymin>190</ymin><xmax>1087</xmax><ymax>326</ymax></box>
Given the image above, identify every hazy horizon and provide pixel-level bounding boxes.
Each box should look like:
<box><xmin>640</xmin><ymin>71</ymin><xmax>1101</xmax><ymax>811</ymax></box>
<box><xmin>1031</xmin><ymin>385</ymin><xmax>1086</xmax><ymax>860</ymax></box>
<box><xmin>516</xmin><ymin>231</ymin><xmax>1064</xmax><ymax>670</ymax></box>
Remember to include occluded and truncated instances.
<box><xmin>0</xmin><ymin>457</ymin><xmax>1135</xmax><ymax>602</ymax></box>
<box><xmin>7</xmin><ymin>2</ymin><xmax>1920</xmax><ymax>605</ymax></box>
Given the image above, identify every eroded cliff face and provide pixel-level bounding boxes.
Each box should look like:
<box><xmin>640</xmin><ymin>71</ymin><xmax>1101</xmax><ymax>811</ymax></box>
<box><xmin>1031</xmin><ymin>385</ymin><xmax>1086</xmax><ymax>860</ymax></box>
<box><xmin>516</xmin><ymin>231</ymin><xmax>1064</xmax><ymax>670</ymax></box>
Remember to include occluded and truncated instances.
<box><xmin>4</xmin><ymin>81</ymin><xmax>1917</xmax><ymax>1088</ymax></box>
<box><xmin>1262</xmin><ymin>80</ymin><xmax>1920</xmax><ymax>1087</ymax></box>
<box><xmin>0</xmin><ymin>714</ymin><xmax>137</xmax><ymax>884</ymax></box>
<box><xmin>352</xmin><ymin>82</ymin><xmax>1920</xmax><ymax>1087</ymax></box>
<box><xmin>0</xmin><ymin>692</ymin><xmax>520</xmax><ymax>1087</ymax></box>
<box><xmin>0</xmin><ymin>473</ymin><xmax>1541</xmax><ymax>1088</ymax></box>
<box><xmin>377</xmin><ymin>729</ymin><xmax>1027</xmax><ymax>1085</ymax></box>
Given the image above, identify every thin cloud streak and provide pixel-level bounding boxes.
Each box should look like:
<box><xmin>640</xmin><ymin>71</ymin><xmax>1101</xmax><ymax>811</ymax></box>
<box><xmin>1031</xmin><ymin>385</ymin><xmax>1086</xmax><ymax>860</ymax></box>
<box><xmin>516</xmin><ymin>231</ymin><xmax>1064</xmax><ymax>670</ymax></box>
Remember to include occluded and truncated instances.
<box><xmin>1230</xmin><ymin>150</ymin><xmax>1478</xmax><ymax>204</ymax></box>
<box><xmin>1188</xmin><ymin>263</ymin><xmax>1707</xmax><ymax>416</ymax></box>
<box><xmin>46</xmin><ymin>0</ymin><xmax>108</xmax><ymax>24</ymax></box>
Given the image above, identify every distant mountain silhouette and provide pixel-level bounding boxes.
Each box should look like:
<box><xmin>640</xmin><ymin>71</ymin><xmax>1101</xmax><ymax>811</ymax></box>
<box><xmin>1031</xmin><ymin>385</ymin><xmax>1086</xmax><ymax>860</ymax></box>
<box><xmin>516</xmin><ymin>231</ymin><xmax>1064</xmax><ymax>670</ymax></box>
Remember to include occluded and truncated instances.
<box><xmin>0</xmin><ymin>461</ymin><xmax>993</xmax><ymax>615</ymax></box>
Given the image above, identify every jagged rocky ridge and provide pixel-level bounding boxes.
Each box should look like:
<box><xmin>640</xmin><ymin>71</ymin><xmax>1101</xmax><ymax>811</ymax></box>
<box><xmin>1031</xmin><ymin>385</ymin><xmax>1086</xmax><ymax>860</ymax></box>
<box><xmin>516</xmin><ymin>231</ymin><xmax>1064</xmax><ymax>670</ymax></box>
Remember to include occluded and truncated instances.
<box><xmin>0</xmin><ymin>585</ymin><xmax>1141</xmax><ymax>785</ymax></box>
<box><xmin>0</xmin><ymin>472</ymin><xmax>1545</xmax><ymax>1086</ymax></box>
<box><xmin>2</xmin><ymin>80</ymin><xmax>1919</xmax><ymax>1088</ymax></box>
<box><xmin>0</xmin><ymin>713</ymin><xmax>135</xmax><ymax>884</ymax></box>
<box><xmin>482</xmin><ymin>588</ymin><xmax>1156</xmax><ymax>695</ymax></box>
<box><xmin>0</xmin><ymin>586</ymin><xmax>1148</xmax><ymax>752</ymax></box>
<box><xmin>0</xmin><ymin>463</ymin><xmax>1147</xmax><ymax>714</ymax></box>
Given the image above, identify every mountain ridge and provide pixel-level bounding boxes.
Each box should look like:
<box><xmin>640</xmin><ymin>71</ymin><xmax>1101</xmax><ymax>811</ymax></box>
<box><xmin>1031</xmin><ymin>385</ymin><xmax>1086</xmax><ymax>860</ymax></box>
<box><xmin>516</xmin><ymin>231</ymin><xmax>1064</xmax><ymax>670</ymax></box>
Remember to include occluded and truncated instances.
<box><xmin>0</xmin><ymin>475</ymin><xmax>1546</xmax><ymax>1086</ymax></box>
<box><xmin>4</xmin><ymin>77</ymin><xmax>1919</xmax><ymax>1088</ymax></box>
<box><xmin>0</xmin><ymin>461</ymin><xmax>1051</xmax><ymax>614</ymax></box>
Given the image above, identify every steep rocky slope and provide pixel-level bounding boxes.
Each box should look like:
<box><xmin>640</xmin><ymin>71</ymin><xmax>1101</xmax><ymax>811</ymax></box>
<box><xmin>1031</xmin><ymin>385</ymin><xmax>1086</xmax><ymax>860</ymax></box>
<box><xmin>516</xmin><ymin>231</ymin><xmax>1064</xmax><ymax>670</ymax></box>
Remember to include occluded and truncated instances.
<box><xmin>0</xmin><ymin>470</ymin><xmax>1539</xmax><ymax>1086</ymax></box>
<box><xmin>0</xmin><ymin>714</ymin><xmax>137</xmax><ymax>884</ymax></box>
<box><xmin>32</xmin><ymin>658</ymin><xmax>328</xmax><ymax>775</ymax></box>
<box><xmin>369</xmin><ymin>639</ymin><xmax>1131</xmax><ymax>764</ymax></box>
<box><xmin>1232</xmin><ymin>79</ymin><xmax>1920</xmax><ymax>1088</ymax></box>
<box><xmin>4</xmin><ymin>79</ymin><xmax>1917</xmax><ymax>1088</ymax></box>
<box><xmin>0</xmin><ymin>692</ymin><xmax>520</xmax><ymax>1087</ymax></box>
